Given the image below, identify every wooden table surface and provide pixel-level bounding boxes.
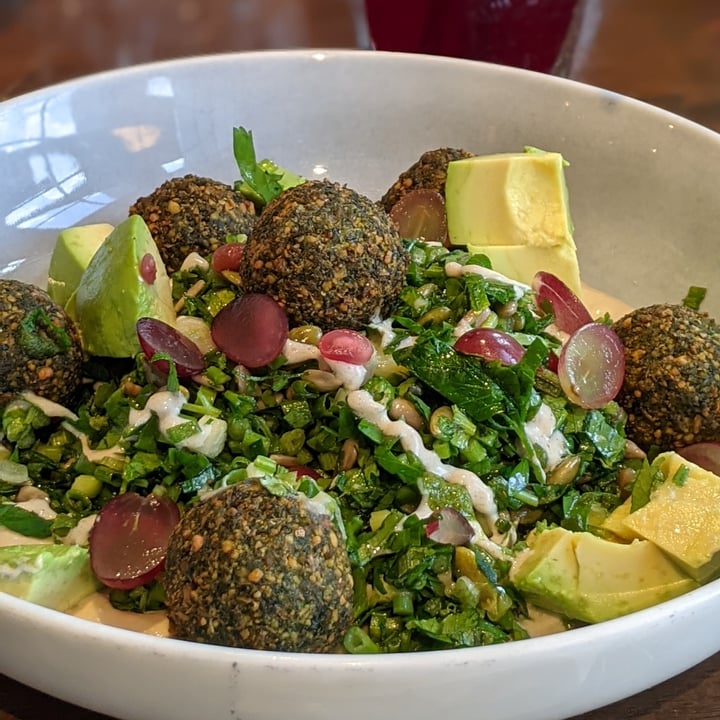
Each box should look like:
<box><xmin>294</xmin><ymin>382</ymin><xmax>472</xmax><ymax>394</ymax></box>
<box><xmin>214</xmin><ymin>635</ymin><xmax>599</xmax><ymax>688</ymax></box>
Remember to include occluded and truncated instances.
<box><xmin>0</xmin><ymin>1</ymin><xmax>719</xmax><ymax>718</ymax></box>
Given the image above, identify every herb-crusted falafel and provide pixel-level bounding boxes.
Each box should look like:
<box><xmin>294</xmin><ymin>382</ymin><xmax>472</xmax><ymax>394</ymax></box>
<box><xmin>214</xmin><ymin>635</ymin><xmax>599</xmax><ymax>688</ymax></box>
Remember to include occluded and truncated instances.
<box><xmin>240</xmin><ymin>180</ymin><xmax>409</xmax><ymax>330</ymax></box>
<box><xmin>0</xmin><ymin>279</ymin><xmax>84</xmax><ymax>406</ymax></box>
<box><xmin>613</xmin><ymin>303</ymin><xmax>720</xmax><ymax>450</ymax></box>
<box><xmin>129</xmin><ymin>174</ymin><xmax>257</xmax><ymax>274</ymax></box>
<box><xmin>380</xmin><ymin>147</ymin><xmax>474</xmax><ymax>213</ymax></box>
<box><xmin>164</xmin><ymin>480</ymin><xmax>354</xmax><ymax>652</ymax></box>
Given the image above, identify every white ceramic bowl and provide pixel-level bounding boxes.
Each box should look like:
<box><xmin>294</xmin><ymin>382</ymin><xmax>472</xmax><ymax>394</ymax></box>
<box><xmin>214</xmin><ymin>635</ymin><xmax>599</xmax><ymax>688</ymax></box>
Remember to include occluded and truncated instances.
<box><xmin>1</xmin><ymin>50</ymin><xmax>720</xmax><ymax>720</ymax></box>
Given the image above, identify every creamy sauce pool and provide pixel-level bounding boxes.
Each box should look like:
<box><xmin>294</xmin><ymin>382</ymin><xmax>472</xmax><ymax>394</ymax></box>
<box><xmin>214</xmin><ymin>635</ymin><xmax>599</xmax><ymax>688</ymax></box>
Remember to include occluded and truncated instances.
<box><xmin>5</xmin><ymin>284</ymin><xmax>631</xmax><ymax>638</ymax></box>
<box><xmin>582</xmin><ymin>284</ymin><xmax>632</xmax><ymax>322</ymax></box>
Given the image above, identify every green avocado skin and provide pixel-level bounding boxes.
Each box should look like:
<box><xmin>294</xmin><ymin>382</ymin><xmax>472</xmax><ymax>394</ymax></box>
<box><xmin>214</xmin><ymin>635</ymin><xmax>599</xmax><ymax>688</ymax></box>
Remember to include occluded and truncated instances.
<box><xmin>75</xmin><ymin>215</ymin><xmax>175</xmax><ymax>358</ymax></box>
<box><xmin>510</xmin><ymin>527</ymin><xmax>698</xmax><ymax>624</ymax></box>
<box><xmin>0</xmin><ymin>544</ymin><xmax>100</xmax><ymax>612</ymax></box>
<box><xmin>47</xmin><ymin>223</ymin><xmax>112</xmax><ymax>309</ymax></box>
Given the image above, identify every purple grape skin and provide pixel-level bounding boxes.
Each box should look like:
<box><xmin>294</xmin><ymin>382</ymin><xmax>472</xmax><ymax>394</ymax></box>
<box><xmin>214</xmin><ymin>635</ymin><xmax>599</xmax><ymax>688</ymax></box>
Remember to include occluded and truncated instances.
<box><xmin>210</xmin><ymin>294</ymin><xmax>289</xmax><ymax>369</ymax></box>
<box><xmin>136</xmin><ymin>317</ymin><xmax>205</xmax><ymax>377</ymax></box>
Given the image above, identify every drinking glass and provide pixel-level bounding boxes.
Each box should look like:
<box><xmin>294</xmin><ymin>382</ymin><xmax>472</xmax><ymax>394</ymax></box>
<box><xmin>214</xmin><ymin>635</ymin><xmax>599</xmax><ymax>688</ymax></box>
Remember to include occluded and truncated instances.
<box><xmin>363</xmin><ymin>0</ymin><xmax>587</xmax><ymax>75</ymax></box>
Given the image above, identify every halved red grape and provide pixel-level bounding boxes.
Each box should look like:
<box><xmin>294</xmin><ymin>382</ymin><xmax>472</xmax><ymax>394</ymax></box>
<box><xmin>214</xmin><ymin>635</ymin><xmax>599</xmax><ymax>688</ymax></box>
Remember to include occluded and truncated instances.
<box><xmin>318</xmin><ymin>329</ymin><xmax>374</xmax><ymax>365</ymax></box>
<box><xmin>533</xmin><ymin>271</ymin><xmax>592</xmax><ymax>334</ymax></box>
<box><xmin>546</xmin><ymin>350</ymin><xmax>559</xmax><ymax>374</ymax></box>
<box><xmin>89</xmin><ymin>492</ymin><xmax>180</xmax><ymax>590</ymax></box>
<box><xmin>677</xmin><ymin>442</ymin><xmax>720</xmax><ymax>475</ymax></box>
<box><xmin>454</xmin><ymin>328</ymin><xmax>525</xmax><ymax>366</ymax></box>
<box><xmin>558</xmin><ymin>323</ymin><xmax>625</xmax><ymax>409</ymax></box>
<box><xmin>136</xmin><ymin>317</ymin><xmax>206</xmax><ymax>377</ymax></box>
<box><xmin>287</xmin><ymin>465</ymin><xmax>321</xmax><ymax>480</ymax></box>
<box><xmin>139</xmin><ymin>253</ymin><xmax>157</xmax><ymax>284</ymax></box>
<box><xmin>211</xmin><ymin>242</ymin><xmax>245</xmax><ymax>273</ymax></box>
<box><xmin>426</xmin><ymin>507</ymin><xmax>474</xmax><ymax>546</ymax></box>
<box><xmin>389</xmin><ymin>189</ymin><xmax>448</xmax><ymax>245</ymax></box>
<box><xmin>211</xmin><ymin>293</ymin><xmax>289</xmax><ymax>369</ymax></box>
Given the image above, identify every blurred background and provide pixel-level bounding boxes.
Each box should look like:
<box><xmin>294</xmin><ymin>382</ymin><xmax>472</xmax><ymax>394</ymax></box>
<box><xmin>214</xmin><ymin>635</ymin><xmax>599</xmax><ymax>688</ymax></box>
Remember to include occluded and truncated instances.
<box><xmin>0</xmin><ymin>0</ymin><xmax>719</xmax><ymax>131</ymax></box>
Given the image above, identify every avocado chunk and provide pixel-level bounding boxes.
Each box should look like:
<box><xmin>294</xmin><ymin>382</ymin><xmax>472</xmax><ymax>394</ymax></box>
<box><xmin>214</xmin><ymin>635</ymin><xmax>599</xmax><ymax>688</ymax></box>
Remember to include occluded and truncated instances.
<box><xmin>75</xmin><ymin>215</ymin><xmax>176</xmax><ymax>357</ymax></box>
<box><xmin>609</xmin><ymin>452</ymin><xmax>720</xmax><ymax>582</ymax></box>
<box><xmin>599</xmin><ymin>500</ymin><xmax>640</xmax><ymax>542</ymax></box>
<box><xmin>47</xmin><ymin>223</ymin><xmax>113</xmax><ymax>309</ymax></box>
<box><xmin>0</xmin><ymin>544</ymin><xmax>100</xmax><ymax>612</ymax></box>
<box><xmin>510</xmin><ymin>526</ymin><xmax>697</xmax><ymax>624</ymax></box>
<box><xmin>445</xmin><ymin>150</ymin><xmax>581</xmax><ymax>295</ymax></box>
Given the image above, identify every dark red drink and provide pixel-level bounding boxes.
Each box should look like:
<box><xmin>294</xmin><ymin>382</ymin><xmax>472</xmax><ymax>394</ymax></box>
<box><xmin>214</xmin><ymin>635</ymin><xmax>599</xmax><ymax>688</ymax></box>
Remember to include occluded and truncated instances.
<box><xmin>364</xmin><ymin>0</ymin><xmax>582</xmax><ymax>74</ymax></box>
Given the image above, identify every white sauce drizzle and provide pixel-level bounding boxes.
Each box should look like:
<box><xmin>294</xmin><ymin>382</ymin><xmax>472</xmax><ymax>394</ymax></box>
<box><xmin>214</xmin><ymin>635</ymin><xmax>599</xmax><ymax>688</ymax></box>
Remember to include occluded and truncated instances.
<box><xmin>21</xmin><ymin>392</ymin><xmax>78</xmax><ymax>421</ymax></box>
<box><xmin>179</xmin><ymin>252</ymin><xmax>210</xmax><ymax>273</ymax></box>
<box><xmin>324</xmin><ymin>358</ymin><xmax>372</xmax><ymax>392</ymax></box>
<box><xmin>444</xmin><ymin>260</ymin><xmax>530</xmax><ymax>299</ymax></box>
<box><xmin>346</xmin><ymin>389</ymin><xmax>506</xmax><ymax>556</ymax></box>
<box><xmin>128</xmin><ymin>390</ymin><xmax>227</xmax><ymax>458</ymax></box>
<box><xmin>452</xmin><ymin>308</ymin><xmax>492</xmax><ymax>338</ymax></box>
<box><xmin>282</xmin><ymin>338</ymin><xmax>321</xmax><ymax>364</ymax></box>
<box><xmin>16</xmin><ymin>497</ymin><xmax>56</xmax><ymax>520</ymax></box>
<box><xmin>62</xmin><ymin>514</ymin><xmax>97</xmax><ymax>546</ymax></box>
<box><xmin>368</xmin><ymin>317</ymin><xmax>396</xmax><ymax>349</ymax></box>
<box><xmin>61</xmin><ymin>422</ymin><xmax>125</xmax><ymax>464</ymax></box>
<box><xmin>524</xmin><ymin>403</ymin><xmax>568</xmax><ymax>471</ymax></box>
<box><xmin>282</xmin><ymin>338</ymin><xmax>376</xmax><ymax>392</ymax></box>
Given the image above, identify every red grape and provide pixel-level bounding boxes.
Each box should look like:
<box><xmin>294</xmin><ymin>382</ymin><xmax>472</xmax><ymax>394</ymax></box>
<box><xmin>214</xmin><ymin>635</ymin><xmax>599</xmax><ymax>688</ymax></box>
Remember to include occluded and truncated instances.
<box><xmin>533</xmin><ymin>271</ymin><xmax>592</xmax><ymax>334</ymax></box>
<box><xmin>211</xmin><ymin>242</ymin><xmax>245</xmax><ymax>273</ymax></box>
<box><xmin>677</xmin><ymin>442</ymin><xmax>720</xmax><ymax>475</ymax></box>
<box><xmin>89</xmin><ymin>492</ymin><xmax>180</xmax><ymax>590</ymax></box>
<box><xmin>454</xmin><ymin>328</ymin><xmax>525</xmax><ymax>366</ymax></box>
<box><xmin>139</xmin><ymin>253</ymin><xmax>157</xmax><ymax>284</ymax></box>
<box><xmin>136</xmin><ymin>317</ymin><xmax>205</xmax><ymax>377</ymax></box>
<box><xmin>287</xmin><ymin>465</ymin><xmax>321</xmax><ymax>480</ymax></box>
<box><xmin>318</xmin><ymin>328</ymin><xmax>374</xmax><ymax>365</ymax></box>
<box><xmin>425</xmin><ymin>507</ymin><xmax>474</xmax><ymax>546</ymax></box>
<box><xmin>546</xmin><ymin>350</ymin><xmax>559</xmax><ymax>373</ymax></box>
<box><xmin>389</xmin><ymin>188</ymin><xmax>448</xmax><ymax>245</ymax></box>
<box><xmin>557</xmin><ymin>322</ymin><xmax>625</xmax><ymax>409</ymax></box>
<box><xmin>211</xmin><ymin>293</ymin><xmax>289</xmax><ymax>369</ymax></box>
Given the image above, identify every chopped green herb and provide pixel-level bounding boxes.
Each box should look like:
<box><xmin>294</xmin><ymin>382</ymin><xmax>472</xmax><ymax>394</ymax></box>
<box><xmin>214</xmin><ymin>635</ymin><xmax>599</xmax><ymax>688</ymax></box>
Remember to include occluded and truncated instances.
<box><xmin>682</xmin><ymin>285</ymin><xmax>707</xmax><ymax>310</ymax></box>
<box><xmin>0</xmin><ymin>503</ymin><xmax>52</xmax><ymax>538</ymax></box>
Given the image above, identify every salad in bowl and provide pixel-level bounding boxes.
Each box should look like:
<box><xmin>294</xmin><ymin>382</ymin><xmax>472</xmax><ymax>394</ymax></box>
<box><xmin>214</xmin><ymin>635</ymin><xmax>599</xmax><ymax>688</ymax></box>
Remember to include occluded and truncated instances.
<box><xmin>1</xmin><ymin>125</ymin><xmax>718</xmax><ymax>656</ymax></box>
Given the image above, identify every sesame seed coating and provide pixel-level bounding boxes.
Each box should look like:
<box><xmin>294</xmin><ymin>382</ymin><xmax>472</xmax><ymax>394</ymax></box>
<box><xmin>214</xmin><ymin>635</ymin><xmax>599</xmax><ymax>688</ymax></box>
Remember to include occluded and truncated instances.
<box><xmin>129</xmin><ymin>174</ymin><xmax>256</xmax><ymax>274</ymax></box>
<box><xmin>380</xmin><ymin>147</ymin><xmax>474</xmax><ymax>213</ymax></box>
<box><xmin>0</xmin><ymin>279</ymin><xmax>84</xmax><ymax>406</ymax></box>
<box><xmin>613</xmin><ymin>303</ymin><xmax>720</xmax><ymax>450</ymax></box>
<box><xmin>164</xmin><ymin>480</ymin><xmax>354</xmax><ymax>652</ymax></box>
<box><xmin>240</xmin><ymin>180</ymin><xmax>409</xmax><ymax>330</ymax></box>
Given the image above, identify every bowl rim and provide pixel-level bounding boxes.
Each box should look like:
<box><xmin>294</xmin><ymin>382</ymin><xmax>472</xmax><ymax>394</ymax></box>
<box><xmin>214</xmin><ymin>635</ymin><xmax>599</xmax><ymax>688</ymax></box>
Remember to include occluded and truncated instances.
<box><xmin>2</xmin><ymin>578</ymin><xmax>719</xmax><ymax>667</ymax></box>
<box><xmin>2</xmin><ymin>47</ymin><xmax>717</xmax><ymax>140</ymax></box>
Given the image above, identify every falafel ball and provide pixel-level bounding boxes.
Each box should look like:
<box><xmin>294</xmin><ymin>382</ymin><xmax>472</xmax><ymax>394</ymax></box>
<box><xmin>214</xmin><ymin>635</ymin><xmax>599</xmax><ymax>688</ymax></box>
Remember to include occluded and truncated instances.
<box><xmin>380</xmin><ymin>147</ymin><xmax>474</xmax><ymax>213</ymax></box>
<box><xmin>240</xmin><ymin>179</ymin><xmax>409</xmax><ymax>330</ymax></box>
<box><xmin>129</xmin><ymin>174</ymin><xmax>257</xmax><ymax>274</ymax></box>
<box><xmin>164</xmin><ymin>480</ymin><xmax>354</xmax><ymax>652</ymax></box>
<box><xmin>613</xmin><ymin>303</ymin><xmax>720</xmax><ymax>450</ymax></box>
<box><xmin>0</xmin><ymin>279</ymin><xmax>84</xmax><ymax>406</ymax></box>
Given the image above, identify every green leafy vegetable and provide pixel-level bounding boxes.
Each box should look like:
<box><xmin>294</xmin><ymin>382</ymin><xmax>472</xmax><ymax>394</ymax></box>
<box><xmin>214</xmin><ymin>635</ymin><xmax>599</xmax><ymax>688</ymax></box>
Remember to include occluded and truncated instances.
<box><xmin>0</xmin><ymin>225</ymin><xmax>642</xmax><ymax>650</ymax></box>
<box><xmin>0</xmin><ymin>503</ymin><xmax>52</xmax><ymax>538</ymax></box>
<box><xmin>682</xmin><ymin>285</ymin><xmax>707</xmax><ymax>310</ymax></box>
<box><xmin>232</xmin><ymin>126</ymin><xmax>304</xmax><ymax>205</ymax></box>
<box><xmin>630</xmin><ymin>456</ymin><xmax>667</xmax><ymax>512</ymax></box>
<box><xmin>19</xmin><ymin>308</ymin><xmax>72</xmax><ymax>358</ymax></box>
